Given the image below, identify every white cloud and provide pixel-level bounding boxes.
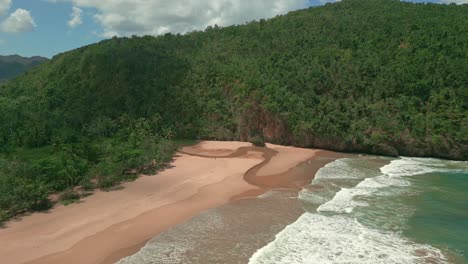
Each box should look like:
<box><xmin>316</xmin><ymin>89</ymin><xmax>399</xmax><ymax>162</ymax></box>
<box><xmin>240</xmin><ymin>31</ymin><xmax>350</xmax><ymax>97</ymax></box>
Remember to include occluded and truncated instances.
<box><xmin>52</xmin><ymin>0</ymin><xmax>309</xmax><ymax>37</ymax></box>
<box><xmin>1</xmin><ymin>8</ymin><xmax>37</xmax><ymax>33</ymax></box>
<box><xmin>68</xmin><ymin>6</ymin><xmax>83</xmax><ymax>28</ymax></box>
<box><xmin>0</xmin><ymin>0</ymin><xmax>11</xmax><ymax>16</ymax></box>
<box><xmin>439</xmin><ymin>0</ymin><xmax>468</xmax><ymax>3</ymax></box>
<box><xmin>318</xmin><ymin>0</ymin><xmax>468</xmax><ymax>4</ymax></box>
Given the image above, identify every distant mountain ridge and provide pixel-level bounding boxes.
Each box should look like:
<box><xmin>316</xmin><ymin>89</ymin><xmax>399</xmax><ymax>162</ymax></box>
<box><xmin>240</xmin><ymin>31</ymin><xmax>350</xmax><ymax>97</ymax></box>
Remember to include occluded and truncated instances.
<box><xmin>0</xmin><ymin>55</ymin><xmax>49</xmax><ymax>83</ymax></box>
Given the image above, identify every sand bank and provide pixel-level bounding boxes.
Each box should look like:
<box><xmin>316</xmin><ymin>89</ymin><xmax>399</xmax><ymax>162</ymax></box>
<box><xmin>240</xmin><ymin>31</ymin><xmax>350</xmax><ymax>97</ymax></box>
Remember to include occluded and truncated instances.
<box><xmin>0</xmin><ymin>141</ymin><xmax>344</xmax><ymax>264</ymax></box>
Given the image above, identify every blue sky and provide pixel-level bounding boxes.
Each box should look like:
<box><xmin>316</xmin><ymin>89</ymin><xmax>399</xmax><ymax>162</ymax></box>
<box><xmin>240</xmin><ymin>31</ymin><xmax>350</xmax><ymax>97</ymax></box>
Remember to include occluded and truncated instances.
<box><xmin>0</xmin><ymin>0</ymin><xmax>101</xmax><ymax>58</ymax></box>
<box><xmin>0</xmin><ymin>0</ymin><xmax>463</xmax><ymax>58</ymax></box>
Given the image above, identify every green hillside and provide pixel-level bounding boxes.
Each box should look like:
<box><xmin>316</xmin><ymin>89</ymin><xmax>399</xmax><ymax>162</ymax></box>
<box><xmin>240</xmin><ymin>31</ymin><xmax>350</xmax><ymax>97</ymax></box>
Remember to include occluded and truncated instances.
<box><xmin>0</xmin><ymin>0</ymin><xmax>467</xmax><ymax>221</ymax></box>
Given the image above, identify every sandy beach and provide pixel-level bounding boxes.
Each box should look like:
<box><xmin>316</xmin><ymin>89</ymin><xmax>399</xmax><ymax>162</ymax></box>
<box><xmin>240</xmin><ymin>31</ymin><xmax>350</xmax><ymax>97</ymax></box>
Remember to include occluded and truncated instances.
<box><xmin>0</xmin><ymin>141</ymin><xmax>344</xmax><ymax>264</ymax></box>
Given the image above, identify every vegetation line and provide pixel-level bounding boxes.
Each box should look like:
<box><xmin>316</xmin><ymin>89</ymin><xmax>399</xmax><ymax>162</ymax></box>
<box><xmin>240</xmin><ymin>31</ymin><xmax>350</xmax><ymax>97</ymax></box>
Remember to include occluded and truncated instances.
<box><xmin>0</xmin><ymin>0</ymin><xmax>466</xmax><ymax>223</ymax></box>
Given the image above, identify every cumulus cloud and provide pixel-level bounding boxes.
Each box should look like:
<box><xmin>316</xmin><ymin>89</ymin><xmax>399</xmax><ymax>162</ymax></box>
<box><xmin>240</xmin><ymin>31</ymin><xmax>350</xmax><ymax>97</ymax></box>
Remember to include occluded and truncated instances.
<box><xmin>54</xmin><ymin>0</ymin><xmax>309</xmax><ymax>37</ymax></box>
<box><xmin>0</xmin><ymin>0</ymin><xmax>11</xmax><ymax>16</ymax></box>
<box><xmin>1</xmin><ymin>8</ymin><xmax>37</xmax><ymax>33</ymax></box>
<box><xmin>68</xmin><ymin>6</ymin><xmax>83</xmax><ymax>28</ymax></box>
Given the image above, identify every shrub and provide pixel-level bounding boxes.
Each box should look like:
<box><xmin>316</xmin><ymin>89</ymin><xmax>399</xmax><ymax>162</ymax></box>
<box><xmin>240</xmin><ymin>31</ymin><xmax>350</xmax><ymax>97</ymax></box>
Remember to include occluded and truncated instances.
<box><xmin>250</xmin><ymin>136</ymin><xmax>266</xmax><ymax>147</ymax></box>
<box><xmin>79</xmin><ymin>177</ymin><xmax>96</xmax><ymax>191</ymax></box>
<box><xmin>97</xmin><ymin>175</ymin><xmax>120</xmax><ymax>190</ymax></box>
<box><xmin>59</xmin><ymin>189</ymin><xmax>80</xmax><ymax>206</ymax></box>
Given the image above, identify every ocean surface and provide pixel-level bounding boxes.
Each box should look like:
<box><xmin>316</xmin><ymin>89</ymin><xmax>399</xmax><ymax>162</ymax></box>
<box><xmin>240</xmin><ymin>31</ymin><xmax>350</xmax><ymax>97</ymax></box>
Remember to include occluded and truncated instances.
<box><xmin>119</xmin><ymin>156</ymin><xmax>468</xmax><ymax>264</ymax></box>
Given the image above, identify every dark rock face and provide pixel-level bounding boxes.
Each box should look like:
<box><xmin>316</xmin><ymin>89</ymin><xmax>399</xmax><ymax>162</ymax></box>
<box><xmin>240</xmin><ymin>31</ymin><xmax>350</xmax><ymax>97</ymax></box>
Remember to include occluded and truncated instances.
<box><xmin>231</xmin><ymin>104</ymin><xmax>466</xmax><ymax>161</ymax></box>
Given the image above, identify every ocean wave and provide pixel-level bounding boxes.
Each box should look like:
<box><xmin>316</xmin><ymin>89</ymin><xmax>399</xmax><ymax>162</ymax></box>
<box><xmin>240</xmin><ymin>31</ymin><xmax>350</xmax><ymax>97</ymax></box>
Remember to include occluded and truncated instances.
<box><xmin>314</xmin><ymin>158</ymin><xmax>373</xmax><ymax>181</ymax></box>
<box><xmin>118</xmin><ymin>212</ymin><xmax>225</xmax><ymax>264</ymax></box>
<box><xmin>249</xmin><ymin>156</ymin><xmax>467</xmax><ymax>263</ymax></box>
<box><xmin>380</xmin><ymin>157</ymin><xmax>467</xmax><ymax>177</ymax></box>
<box><xmin>298</xmin><ymin>181</ymin><xmax>341</xmax><ymax>206</ymax></box>
<box><xmin>317</xmin><ymin>175</ymin><xmax>410</xmax><ymax>214</ymax></box>
<box><xmin>299</xmin><ymin>158</ymin><xmax>380</xmax><ymax>213</ymax></box>
<box><xmin>248</xmin><ymin>213</ymin><xmax>448</xmax><ymax>264</ymax></box>
<box><xmin>316</xmin><ymin>156</ymin><xmax>468</xmax><ymax>214</ymax></box>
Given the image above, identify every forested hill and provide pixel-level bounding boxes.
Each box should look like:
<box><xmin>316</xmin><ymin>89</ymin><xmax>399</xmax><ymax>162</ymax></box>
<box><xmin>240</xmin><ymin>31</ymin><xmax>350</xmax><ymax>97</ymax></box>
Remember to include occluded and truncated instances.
<box><xmin>0</xmin><ymin>55</ymin><xmax>49</xmax><ymax>83</ymax></box>
<box><xmin>0</xmin><ymin>0</ymin><xmax>467</xmax><ymax>222</ymax></box>
<box><xmin>1</xmin><ymin>0</ymin><xmax>467</xmax><ymax>160</ymax></box>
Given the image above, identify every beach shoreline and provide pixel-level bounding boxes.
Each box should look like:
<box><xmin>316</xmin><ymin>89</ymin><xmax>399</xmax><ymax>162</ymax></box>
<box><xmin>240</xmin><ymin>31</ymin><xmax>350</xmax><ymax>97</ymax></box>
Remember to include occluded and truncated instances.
<box><xmin>0</xmin><ymin>141</ymin><xmax>346</xmax><ymax>264</ymax></box>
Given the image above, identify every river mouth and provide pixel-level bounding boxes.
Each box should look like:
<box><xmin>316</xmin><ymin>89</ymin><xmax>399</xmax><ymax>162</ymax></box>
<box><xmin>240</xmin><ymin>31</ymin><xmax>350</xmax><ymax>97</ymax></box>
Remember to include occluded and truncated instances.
<box><xmin>116</xmin><ymin>146</ymin><xmax>345</xmax><ymax>264</ymax></box>
<box><xmin>181</xmin><ymin>145</ymin><xmax>347</xmax><ymax>196</ymax></box>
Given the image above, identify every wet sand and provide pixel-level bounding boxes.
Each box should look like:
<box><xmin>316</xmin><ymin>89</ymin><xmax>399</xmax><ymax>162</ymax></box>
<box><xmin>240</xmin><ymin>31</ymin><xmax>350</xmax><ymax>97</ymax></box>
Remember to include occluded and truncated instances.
<box><xmin>0</xmin><ymin>141</ymin><xmax>346</xmax><ymax>264</ymax></box>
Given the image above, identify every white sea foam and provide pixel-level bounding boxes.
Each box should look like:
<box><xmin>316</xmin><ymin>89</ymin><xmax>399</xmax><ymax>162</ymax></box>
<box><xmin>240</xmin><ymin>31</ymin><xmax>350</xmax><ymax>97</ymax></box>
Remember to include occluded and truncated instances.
<box><xmin>380</xmin><ymin>157</ymin><xmax>467</xmax><ymax>177</ymax></box>
<box><xmin>358</xmin><ymin>175</ymin><xmax>410</xmax><ymax>188</ymax></box>
<box><xmin>248</xmin><ymin>213</ymin><xmax>448</xmax><ymax>264</ymax></box>
<box><xmin>300</xmin><ymin>158</ymin><xmax>380</xmax><ymax>211</ymax></box>
<box><xmin>258</xmin><ymin>191</ymin><xmax>276</xmax><ymax>199</ymax></box>
<box><xmin>118</xmin><ymin>212</ymin><xmax>225</xmax><ymax>264</ymax></box>
<box><xmin>249</xmin><ymin>157</ymin><xmax>467</xmax><ymax>263</ymax></box>
<box><xmin>317</xmin><ymin>175</ymin><xmax>410</xmax><ymax>213</ymax></box>
<box><xmin>317</xmin><ymin>186</ymin><xmax>370</xmax><ymax>213</ymax></box>
<box><xmin>298</xmin><ymin>186</ymin><xmax>335</xmax><ymax>205</ymax></box>
<box><xmin>314</xmin><ymin>158</ymin><xmax>372</xmax><ymax>181</ymax></box>
<box><xmin>316</xmin><ymin>156</ymin><xmax>468</xmax><ymax>214</ymax></box>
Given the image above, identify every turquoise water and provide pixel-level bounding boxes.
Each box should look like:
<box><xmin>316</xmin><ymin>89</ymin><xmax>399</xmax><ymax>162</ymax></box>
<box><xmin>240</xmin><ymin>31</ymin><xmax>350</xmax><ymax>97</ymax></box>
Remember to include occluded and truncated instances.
<box><xmin>250</xmin><ymin>157</ymin><xmax>468</xmax><ymax>264</ymax></box>
<box><xmin>404</xmin><ymin>172</ymin><xmax>468</xmax><ymax>263</ymax></box>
